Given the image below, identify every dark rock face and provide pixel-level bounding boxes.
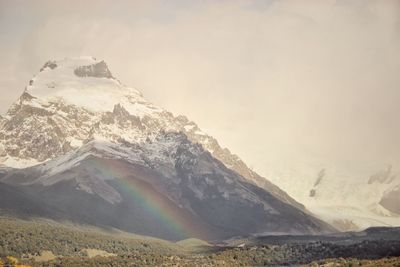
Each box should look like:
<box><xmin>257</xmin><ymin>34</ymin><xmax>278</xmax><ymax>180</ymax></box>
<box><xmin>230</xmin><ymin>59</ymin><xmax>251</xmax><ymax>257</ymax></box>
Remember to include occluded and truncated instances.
<box><xmin>40</xmin><ymin>60</ymin><xmax>58</xmax><ymax>71</ymax></box>
<box><xmin>111</xmin><ymin>104</ymin><xmax>144</xmax><ymax>129</ymax></box>
<box><xmin>380</xmin><ymin>186</ymin><xmax>400</xmax><ymax>214</ymax></box>
<box><xmin>74</xmin><ymin>61</ymin><xmax>114</xmax><ymax>79</ymax></box>
<box><xmin>308</xmin><ymin>169</ymin><xmax>325</xmax><ymax>198</ymax></box>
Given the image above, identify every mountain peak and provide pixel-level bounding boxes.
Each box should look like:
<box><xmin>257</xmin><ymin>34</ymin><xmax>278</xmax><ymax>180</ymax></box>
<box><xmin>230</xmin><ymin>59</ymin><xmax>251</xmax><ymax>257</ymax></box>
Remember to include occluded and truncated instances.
<box><xmin>22</xmin><ymin>57</ymin><xmax>152</xmax><ymax>115</ymax></box>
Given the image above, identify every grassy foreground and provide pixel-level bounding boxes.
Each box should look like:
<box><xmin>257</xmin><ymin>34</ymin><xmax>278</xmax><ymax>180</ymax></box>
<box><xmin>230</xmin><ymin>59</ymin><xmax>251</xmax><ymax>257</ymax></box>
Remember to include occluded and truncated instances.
<box><xmin>1</xmin><ymin>216</ymin><xmax>400</xmax><ymax>266</ymax></box>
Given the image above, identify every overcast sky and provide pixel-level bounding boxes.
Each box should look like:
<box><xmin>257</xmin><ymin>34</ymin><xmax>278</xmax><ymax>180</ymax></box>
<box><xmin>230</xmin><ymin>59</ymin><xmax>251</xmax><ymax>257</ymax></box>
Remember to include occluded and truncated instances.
<box><xmin>0</xmin><ymin>0</ymin><xmax>399</xmax><ymax>175</ymax></box>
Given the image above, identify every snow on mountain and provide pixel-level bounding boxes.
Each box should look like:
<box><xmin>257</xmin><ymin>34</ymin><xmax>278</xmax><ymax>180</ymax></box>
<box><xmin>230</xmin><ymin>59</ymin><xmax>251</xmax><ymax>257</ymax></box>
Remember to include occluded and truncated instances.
<box><xmin>0</xmin><ymin>56</ymin><xmax>304</xmax><ymax>217</ymax></box>
<box><xmin>264</xmin><ymin>159</ymin><xmax>400</xmax><ymax>231</ymax></box>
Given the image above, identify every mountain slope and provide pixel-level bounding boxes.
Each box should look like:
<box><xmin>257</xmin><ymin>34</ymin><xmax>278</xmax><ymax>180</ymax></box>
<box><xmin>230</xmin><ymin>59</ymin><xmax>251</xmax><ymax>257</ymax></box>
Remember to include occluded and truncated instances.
<box><xmin>0</xmin><ymin>57</ymin><xmax>333</xmax><ymax>240</ymax></box>
<box><xmin>0</xmin><ymin>139</ymin><xmax>331</xmax><ymax>240</ymax></box>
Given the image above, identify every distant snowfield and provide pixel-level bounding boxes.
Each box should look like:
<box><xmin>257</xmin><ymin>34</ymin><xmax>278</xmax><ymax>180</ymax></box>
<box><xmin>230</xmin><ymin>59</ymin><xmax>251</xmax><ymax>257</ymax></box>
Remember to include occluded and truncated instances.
<box><xmin>264</xmin><ymin>159</ymin><xmax>400</xmax><ymax>231</ymax></box>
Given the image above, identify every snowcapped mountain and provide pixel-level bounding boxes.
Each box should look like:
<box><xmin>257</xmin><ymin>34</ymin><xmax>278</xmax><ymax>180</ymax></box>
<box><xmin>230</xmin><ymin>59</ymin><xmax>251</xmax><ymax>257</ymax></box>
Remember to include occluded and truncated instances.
<box><xmin>265</xmin><ymin>159</ymin><xmax>400</xmax><ymax>231</ymax></box>
<box><xmin>0</xmin><ymin>56</ymin><xmax>299</xmax><ymax>209</ymax></box>
<box><xmin>0</xmin><ymin>57</ymin><xmax>333</xmax><ymax>240</ymax></box>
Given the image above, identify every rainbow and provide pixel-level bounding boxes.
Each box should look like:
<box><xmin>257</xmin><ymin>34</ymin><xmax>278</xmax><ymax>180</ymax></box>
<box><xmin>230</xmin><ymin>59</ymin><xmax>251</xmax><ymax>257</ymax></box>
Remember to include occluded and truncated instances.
<box><xmin>86</xmin><ymin>158</ymin><xmax>210</xmax><ymax>240</ymax></box>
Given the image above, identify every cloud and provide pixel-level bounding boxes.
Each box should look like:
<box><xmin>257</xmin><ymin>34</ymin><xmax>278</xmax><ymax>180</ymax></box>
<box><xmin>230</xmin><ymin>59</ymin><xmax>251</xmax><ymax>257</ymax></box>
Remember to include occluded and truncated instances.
<box><xmin>0</xmin><ymin>0</ymin><xmax>399</xmax><ymax>174</ymax></box>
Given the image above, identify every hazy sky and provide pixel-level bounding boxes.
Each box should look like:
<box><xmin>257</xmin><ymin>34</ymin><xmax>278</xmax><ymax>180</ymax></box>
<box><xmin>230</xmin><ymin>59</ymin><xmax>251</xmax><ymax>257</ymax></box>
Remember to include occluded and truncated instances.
<box><xmin>0</xmin><ymin>0</ymin><xmax>399</xmax><ymax>175</ymax></box>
